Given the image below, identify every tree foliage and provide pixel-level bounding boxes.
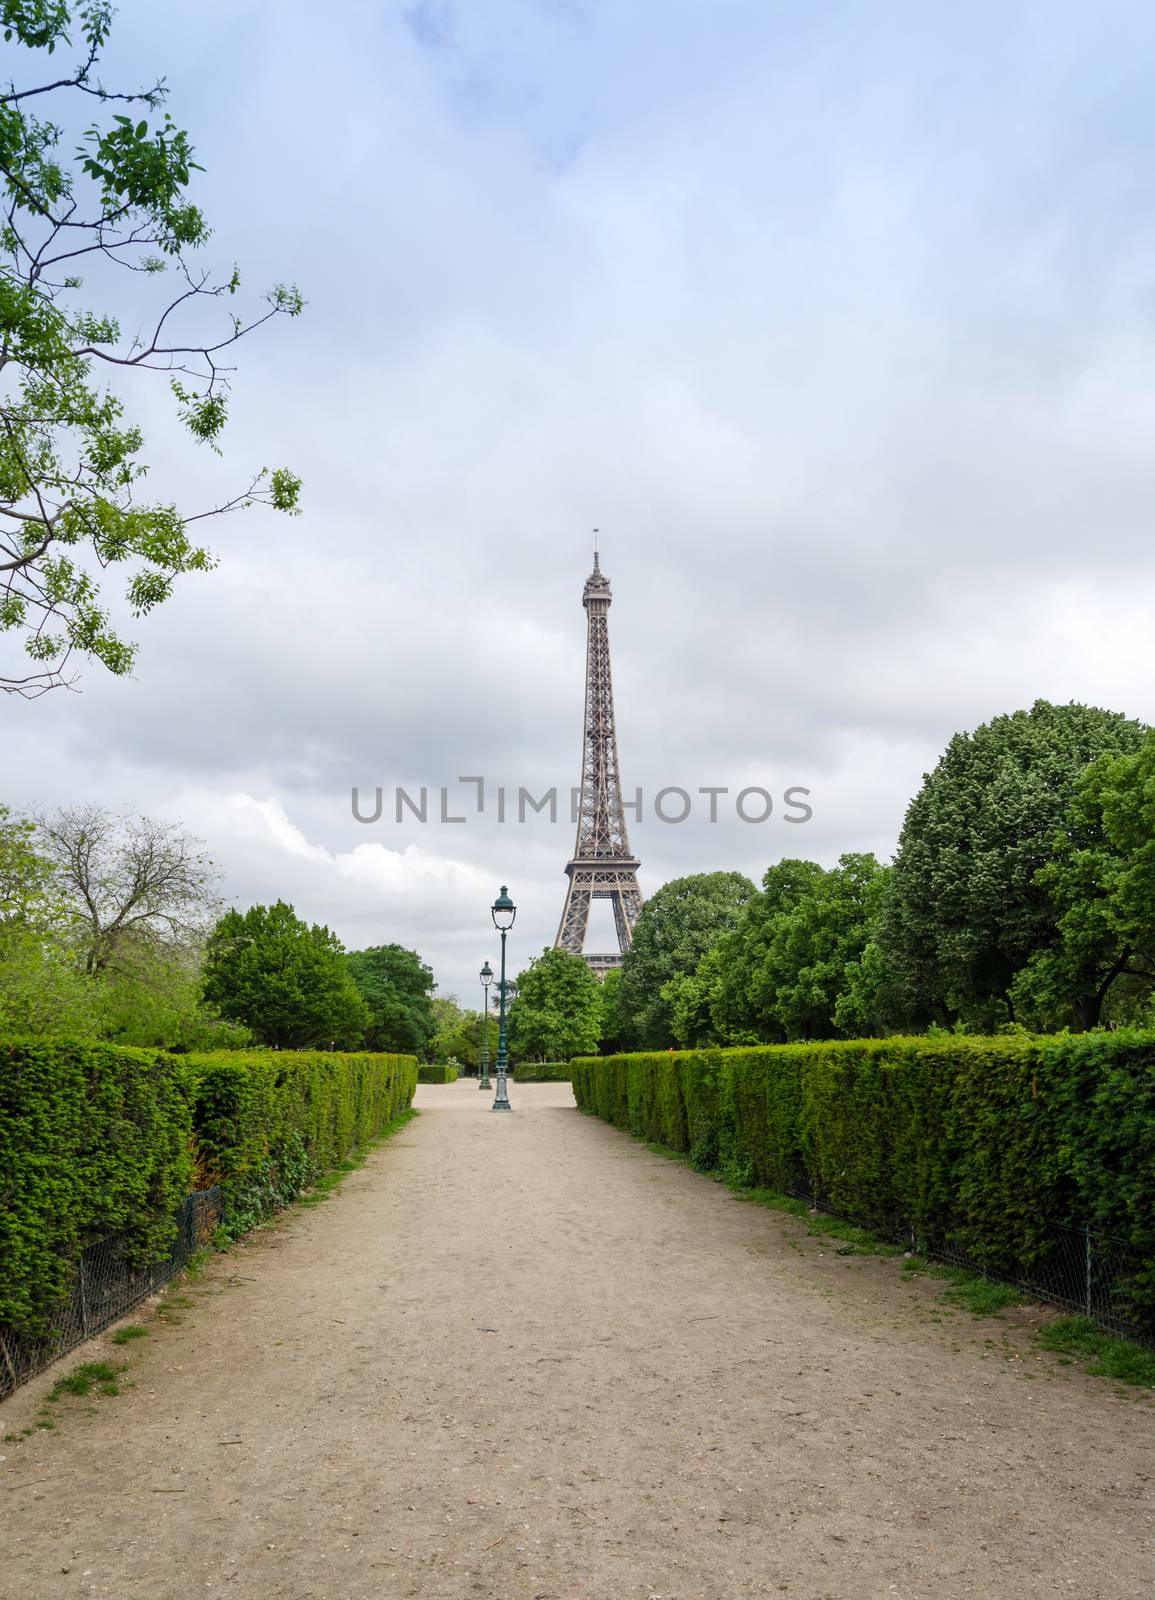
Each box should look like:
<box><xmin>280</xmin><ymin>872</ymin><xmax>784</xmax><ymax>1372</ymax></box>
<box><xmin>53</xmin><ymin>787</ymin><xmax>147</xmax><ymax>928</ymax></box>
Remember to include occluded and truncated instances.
<box><xmin>616</xmin><ymin>870</ymin><xmax>756</xmax><ymax>1048</ymax></box>
<box><xmin>507</xmin><ymin>946</ymin><xmax>603</xmax><ymax>1062</ymax></box>
<box><xmin>0</xmin><ymin>2</ymin><xmax>303</xmax><ymax>693</ymax></box>
<box><xmin>201</xmin><ymin>901</ymin><xmax>369</xmax><ymax>1049</ymax></box>
<box><xmin>346</xmin><ymin>943</ymin><xmax>437</xmax><ymax>1056</ymax></box>
<box><xmin>0</xmin><ymin>800</ymin><xmax>91</xmax><ymax>1031</ymax></box>
<box><xmin>429</xmin><ymin>994</ymin><xmax>496</xmax><ymax>1068</ymax></box>
<box><xmin>1012</xmin><ymin>732</ymin><xmax>1155</xmax><ymax>1029</ymax></box>
<box><xmin>675</xmin><ymin>855</ymin><xmax>889</xmax><ymax>1046</ymax></box>
<box><xmin>877</xmin><ymin>700</ymin><xmax>1147</xmax><ymax>1030</ymax></box>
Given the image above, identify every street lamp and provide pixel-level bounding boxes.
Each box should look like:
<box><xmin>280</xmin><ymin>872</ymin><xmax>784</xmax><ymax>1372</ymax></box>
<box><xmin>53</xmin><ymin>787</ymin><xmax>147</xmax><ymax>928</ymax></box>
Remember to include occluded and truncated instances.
<box><xmin>478</xmin><ymin>960</ymin><xmax>493</xmax><ymax>1090</ymax></box>
<box><xmin>490</xmin><ymin>884</ymin><xmax>516</xmax><ymax>1112</ymax></box>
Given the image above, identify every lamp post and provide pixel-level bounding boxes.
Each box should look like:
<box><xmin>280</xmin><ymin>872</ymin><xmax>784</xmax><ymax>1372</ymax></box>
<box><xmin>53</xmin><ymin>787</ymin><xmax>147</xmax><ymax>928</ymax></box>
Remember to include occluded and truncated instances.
<box><xmin>478</xmin><ymin>960</ymin><xmax>493</xmax><ymax>1089</ymax></box>
<box><xmin>490</xmin><ymin>884</ymin><xmax>516</xmax><ymax>1112</ymax></box>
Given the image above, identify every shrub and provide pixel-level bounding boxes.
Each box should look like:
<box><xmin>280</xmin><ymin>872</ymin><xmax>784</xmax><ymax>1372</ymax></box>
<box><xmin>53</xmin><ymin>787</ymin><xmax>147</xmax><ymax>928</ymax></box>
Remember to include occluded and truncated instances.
<box><xmin>1</xmin><ymin>1041</ymin><xmax>418</xmax><ymax>1348</ymax></box>
<box><xmin>510</xmin><ymin>1061</ymin><xmax>573</xmax><ymax>1082</ymax></box>
<box><xmin>0</xmin><ymin>1038</ymin><xmax>193</xmax><ymax>1339</ymax></box>
<box><xmin>188</xmin><ymin>1049</ymin><xmax>417</xmax><ymax>1232</ymax></box>
<box><xmin>418</xmin><ymin>1062</ymin><xmax>460</xmax><ymax>1083</ymax></box>
<box><xmin>572</xmin><ymin>1032</ymin><xmax>1155</xmax><ymax>1331</ymax></box>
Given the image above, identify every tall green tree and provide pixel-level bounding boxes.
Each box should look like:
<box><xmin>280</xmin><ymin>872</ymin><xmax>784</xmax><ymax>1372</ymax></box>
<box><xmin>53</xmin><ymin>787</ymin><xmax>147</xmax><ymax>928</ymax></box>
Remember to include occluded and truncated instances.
<box><xmin>0</xmin><ymin>801</ymin><xmax>92</xmax><ymax>1031</ymax></box>
<box><xmin>616</xmin><ymin>871</ymin><xmax>755</xmax><ymax>1048</ymax></box>
<box><xmin>507</xmin><ymin>947</ymin><xmax>603</xmax><ymax>1062</ymax></box>
<box><xmin>668</xmin><ymin>856</ymin><xmax>888</xmax><ymax>1047</ymax></box>
<box><xmin>1012</xmin><ymin>732</ymin><xmax>1155</xmax><ymax>1029</ymax></box>
<box><xmin>707</xmin><ymin>859</ymin><xmax>827</xmax><ymax>1044</ymax></box>
<box><xmin>0</xmin><ymin>3</ymin><xmax>302</xmax><ymax>695</ymax></box>
<box><xmin>428</xmin><ymin>997</ymin><xmax>495</xmax><ymax>1069</ymax></box>
<box><xmin>202</xmin><ymin>901</ymin><xmax>368</xmax><ymax>1049</ymax></box>
<box><xmin>346</xmin><ymin>944</ymin><xmax>437</xmax><ymax>1055</ymax></box>
<box><xmin>596</xmin><ymin>965</ymin><xmax>628</xmax><ymax>1054</ymax></box>
<box><xmin>878</xmin><ymin>699</ymin><xmax>1147</xmax><ymax>1029</ymax></box>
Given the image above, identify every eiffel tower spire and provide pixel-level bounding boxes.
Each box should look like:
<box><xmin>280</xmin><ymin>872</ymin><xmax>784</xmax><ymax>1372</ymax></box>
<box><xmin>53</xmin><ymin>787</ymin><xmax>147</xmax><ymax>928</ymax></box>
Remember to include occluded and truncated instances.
<box><xmin>555</xmin><ymin>542</ymin><xmax>643</xmax><ymax>975</ymax></box>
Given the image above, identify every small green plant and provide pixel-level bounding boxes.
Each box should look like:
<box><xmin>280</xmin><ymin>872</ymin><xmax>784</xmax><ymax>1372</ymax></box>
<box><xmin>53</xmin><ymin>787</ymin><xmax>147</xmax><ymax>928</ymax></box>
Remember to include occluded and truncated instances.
<box><xmin>1037</xmin><ymin>1316</ymin><xmax>1155</xmax><ymax>1386</ymax></box>
<box><xmin>182</xmin><ymin>1248</ymin><xmax>213</xmax><ymax>1282</ymax></box>
<box><xmin>111</xmin><ymin>1325</ymin><xmax>149</xmax><ymax>1345</ymax></box>
<box><xmin>48</xmin><ymin>1361</ymin><xmax>124</xmax><ymax>1400</ymax></box>
<box><xmin>929</xmin><ymin>1265</ymin><xmax>1020</xmax><ymax>1317</ymax></box>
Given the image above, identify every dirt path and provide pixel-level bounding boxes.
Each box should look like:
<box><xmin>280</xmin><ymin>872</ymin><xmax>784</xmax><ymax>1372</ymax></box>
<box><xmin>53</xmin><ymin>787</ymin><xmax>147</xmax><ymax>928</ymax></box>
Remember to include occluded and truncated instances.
<box><xmin>2</xmin><ymin>1081</ymin><xmax>1153</xmax><ymax>1600</ymax></box>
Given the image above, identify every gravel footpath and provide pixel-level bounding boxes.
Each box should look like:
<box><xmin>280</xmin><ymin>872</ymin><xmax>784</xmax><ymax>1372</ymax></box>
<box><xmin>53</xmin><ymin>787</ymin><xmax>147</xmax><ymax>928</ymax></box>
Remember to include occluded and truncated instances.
<box><xmin>1</xmin><ymin>1079</ymin><xmax>1152</xmax><ymax>1600</ymax></box>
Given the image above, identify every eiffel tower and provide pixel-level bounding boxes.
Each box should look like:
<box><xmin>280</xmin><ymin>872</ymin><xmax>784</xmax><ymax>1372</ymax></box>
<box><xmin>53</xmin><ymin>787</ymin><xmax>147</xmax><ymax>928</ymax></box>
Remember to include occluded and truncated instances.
<box><xmin>555</xmin><ymin>542</ymin><xmax>643</xmax><ymax>976</ymax></box>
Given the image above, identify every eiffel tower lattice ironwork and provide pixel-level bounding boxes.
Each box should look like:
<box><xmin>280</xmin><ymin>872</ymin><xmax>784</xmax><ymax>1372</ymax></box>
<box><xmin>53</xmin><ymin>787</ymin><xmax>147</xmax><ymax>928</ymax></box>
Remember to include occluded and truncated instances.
<box><xmin>555</xmin><ymin>545</ymin><xmax>643</xmax><ymax>975</ymax></box>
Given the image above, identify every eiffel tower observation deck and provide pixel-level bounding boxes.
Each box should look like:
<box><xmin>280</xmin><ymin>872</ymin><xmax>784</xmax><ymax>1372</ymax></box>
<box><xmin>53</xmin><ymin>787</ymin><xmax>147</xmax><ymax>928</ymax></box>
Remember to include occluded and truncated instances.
<box><xmin>555</xmin><ymin>544</ymin><xmax>643</xmax><ymax>975</ymax></box>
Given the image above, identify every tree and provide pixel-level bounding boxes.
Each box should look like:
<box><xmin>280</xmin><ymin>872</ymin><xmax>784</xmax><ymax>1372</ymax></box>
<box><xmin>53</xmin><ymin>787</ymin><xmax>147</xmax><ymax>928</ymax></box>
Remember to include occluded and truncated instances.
<box><xmin>748</xmin><ymin>854</ymin><xmax>889</xmax><ymax>1041</ymax></box>
<box><xmin>38</xmin><ymin>804</ymin><xmax>218</xmax><ymax>973</ymax></box>
<box><xmin>0</xmin><ymin>3</ymin><xmax>302</xmax><ymax>694</ymax></box>
<box><xmin>615</xmin><ymin>871</ymin><xmax>756</xmax><ymax>1048</ymax></box>
<box><xmin>1012</xmin><ymin>732</ymin><xmax>1155</xmax><ymax>1029</ymax></box>
<box><xmin>597</xmin><ymin>965</ymin><xmax>628</xmax><ymax>1054</ymax></box>
<box><xmin>877</xmin><ymin>700</ymin><xmax>1147</xmax><ymax>1029</ymax></box>
<box><xmin>507</xmin><ymin>947</ymin><xmax>603</xmax><ymax>1062</ymax></box>
<box><xmin>668</xmin><ymin>856</ymin><xmax>888</xmax><ymax>1047</ymax></box>
<box><xmin>707</xmin><ymin>859</ymin><xmax>827</xmax><ymax>1044</ymax></box>
<box><xmin>201</xmin><ymin>901</ymin><xmax>369</xmax><ymax>1049</ymax></box>
<box><xmin>91</xmin><ymin>934</ymin><xmax>252</xmax><ymax>1050</ymax></box>
<box><xmin>346</xmin><ymin>943</ymin><xmax>437</xmax><ymax>1055</ymax></box>
<box><xmin>664</xmin><ymin>944</ymin><xmax>726</xmax><ymax>1048</ymax></box>
<box><xmin>0</xmin><ymin>800</ymin><xmax>92</xmax><ymax>1031</ymax></box>
<box><xmin>427</xmin><ymin>994</ymin><xmax>496</xmax><ymax>1069</ymax></box>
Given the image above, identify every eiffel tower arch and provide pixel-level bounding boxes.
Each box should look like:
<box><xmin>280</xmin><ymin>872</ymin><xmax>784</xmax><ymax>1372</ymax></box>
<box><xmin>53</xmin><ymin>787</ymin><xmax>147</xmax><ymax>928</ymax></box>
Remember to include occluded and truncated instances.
<box><xmin>555</xmin><ymin>546</ymin><xmax>643</xmax><ymax>975</ymax></box>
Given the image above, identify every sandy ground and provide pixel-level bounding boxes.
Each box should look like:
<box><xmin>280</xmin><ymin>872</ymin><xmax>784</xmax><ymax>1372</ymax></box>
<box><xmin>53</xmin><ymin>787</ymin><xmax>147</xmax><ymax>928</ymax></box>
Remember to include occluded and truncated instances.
<box><xmin>1</xmin><ymin>1080</ymin><xmax>1153</xmax><ymax>1600</ymax></box>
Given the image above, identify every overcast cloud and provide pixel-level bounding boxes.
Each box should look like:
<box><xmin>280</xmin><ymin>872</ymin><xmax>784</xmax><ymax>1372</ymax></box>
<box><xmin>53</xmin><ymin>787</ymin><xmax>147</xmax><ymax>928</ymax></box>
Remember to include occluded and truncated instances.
<box><xmin>4</xmin><ymin>0</ymin><xmax>1155</xmax><ymax>1001</ymax></box>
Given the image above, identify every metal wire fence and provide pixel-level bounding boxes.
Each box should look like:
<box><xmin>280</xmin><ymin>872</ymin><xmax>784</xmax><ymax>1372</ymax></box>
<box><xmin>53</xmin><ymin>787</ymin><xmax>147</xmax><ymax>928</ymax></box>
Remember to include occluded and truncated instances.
<box><xmin>787</xmin><ymin>1179</ymin><xmax>1153</xmax><ymax>1344</ymax></box>
<box><xmin>0</xmin><ymin>1187</ymin><xmax>223</xmax><ymax>1402</ymax></box>
<box><xmin>924</xmin><ymin>1217</ymin><xmax>1151</xmax><ymax>1341</ymax></box>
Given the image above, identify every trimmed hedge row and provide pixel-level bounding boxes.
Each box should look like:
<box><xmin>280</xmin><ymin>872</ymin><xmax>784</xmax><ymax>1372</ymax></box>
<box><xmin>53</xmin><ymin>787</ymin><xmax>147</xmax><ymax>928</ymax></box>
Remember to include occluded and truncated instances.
<box><xmin>418</xmin><ymin>1063</ymin><xmax>460</xmax><ymax>1083</ymax></box>
<box><xmin>571</xmin><ymin>1033</ymin><xmax>1155</xmax><ymax>1329</ymax></box>
<box><xmin>1</xmin><ymin>1038</ymin><xmax>192</xmax><ymax>1340</ymax></box>
<box><xmin>1</xmin><ymin>1041</ymin><xmax>417</xmax><ymax>1339</ymax></box>
<box><xmin>511</xmin><ymin>1061</ymin><xmax>573</xmax><ymax>1082</ymax></box>
<box><xmin>190</xmin><ymin>1050</ymin><xmax>417</xmax><ymax>1230</ymax></box>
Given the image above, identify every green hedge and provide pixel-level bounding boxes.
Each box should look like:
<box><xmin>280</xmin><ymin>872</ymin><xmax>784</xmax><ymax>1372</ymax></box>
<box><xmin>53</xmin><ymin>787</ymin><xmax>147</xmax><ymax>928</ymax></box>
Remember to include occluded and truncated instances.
<box><xmin>510</xmin><ymin>1061</ymin><xmax>573</xmax><ymax>1082</ymax></box>
<box><xmin>418</xmin><ymin>1062</ymin><xmax>460</xmax><ymax>1083</ymax></box>
<box><xmin>0</xmin><ymin>1042</ymin><xmax>417</xmax><ymax>1340</ymax></box>
<box><xmin>0</xmin><ymin>1038</ymin><xmax>194</xmax><ymax>1339</ymax></box>
<box><xmin>189</xmin><ymin>1049</ymin><xmax>417</xmax><ymax>1229</ymax></box>
<box><xmin>572</xmin><ymin>1033</ymin><xmax>1155</xmax><ymax>1330</ymax></box>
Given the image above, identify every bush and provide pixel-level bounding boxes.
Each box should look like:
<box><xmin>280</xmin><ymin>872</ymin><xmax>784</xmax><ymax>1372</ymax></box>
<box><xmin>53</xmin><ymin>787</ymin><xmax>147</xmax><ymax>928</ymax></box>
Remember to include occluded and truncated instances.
<box><xmin>188</xmin><ymin>1049</ymin><xmax>417</xmax><ymax>1232</ymax></box>
<box><xmin>418</xmin><ymin>1062</ymin><xmax>460</xmax><ymax>1083</ymax></box>
<box><xmin>0</xmin><ymin>1038</ymin><xmax>194</xmax><ymax>1339</ymax></box>
<box><xmin>572</xmin><ymin>1032</ymin><xmax>1155</xmax><ymax>1331</ymax></box>
<box><xmin>510</xmin><ymin>1061</ymin><xmax>573</xmax><ymax>1082</ymax></box>
<box><xmin>0</xmin><ymin>1041</ymin><xmax>418</xmax><ymax>1344</ymax></box>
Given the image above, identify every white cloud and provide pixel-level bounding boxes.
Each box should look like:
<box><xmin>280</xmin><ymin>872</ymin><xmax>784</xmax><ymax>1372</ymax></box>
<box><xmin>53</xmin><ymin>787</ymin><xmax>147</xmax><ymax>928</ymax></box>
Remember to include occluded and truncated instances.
<box><xmin>5</xmin><ymin>0</ymin><xmax>1155</xmax><ymax>1001</ymax></box>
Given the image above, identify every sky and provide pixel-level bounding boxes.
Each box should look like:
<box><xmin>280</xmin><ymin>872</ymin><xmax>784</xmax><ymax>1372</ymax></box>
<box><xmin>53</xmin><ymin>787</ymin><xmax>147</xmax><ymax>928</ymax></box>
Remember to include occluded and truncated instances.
<box><xmin>4</xmin><ymin>0</ymin><xmax>1155</xmax><ymax>1004</ymax></box>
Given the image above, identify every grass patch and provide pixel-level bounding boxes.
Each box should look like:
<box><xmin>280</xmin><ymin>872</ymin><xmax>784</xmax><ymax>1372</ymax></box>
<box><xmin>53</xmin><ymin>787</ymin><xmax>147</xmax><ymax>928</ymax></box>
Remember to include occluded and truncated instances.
<box><xmin>48</xmin><ymin>1360</ymin><xmax>124</xmax><ymax>1401</ymax></box>
<box><xmin>110</xmin><ymin>1324</ymin><xmax>149</xmax><ymax>1345</ymax></box>
<box><xmin>927</xmin><ymin>1265</ymin><xmax>1020</xmax><ymax>1317</ymax></box>
<box><xmin>182</xmin><ymin>1247</ymin><xmax>214</xmax><ymax>1283</ymax></box>
<box><xmin>736</xmin><ymin>1187</ymin><xmax>898</xmax><ymax>1255</ymax></box>
<box><xmin>643</xmin><ymin>1139</ymin><xmax>688</xmax><ymax>1162</ymax></box>
<box><xmin>1037</xmin><ymin>1316</ymin><xmax>1155</xmax><ymax>1387</ymax></box>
